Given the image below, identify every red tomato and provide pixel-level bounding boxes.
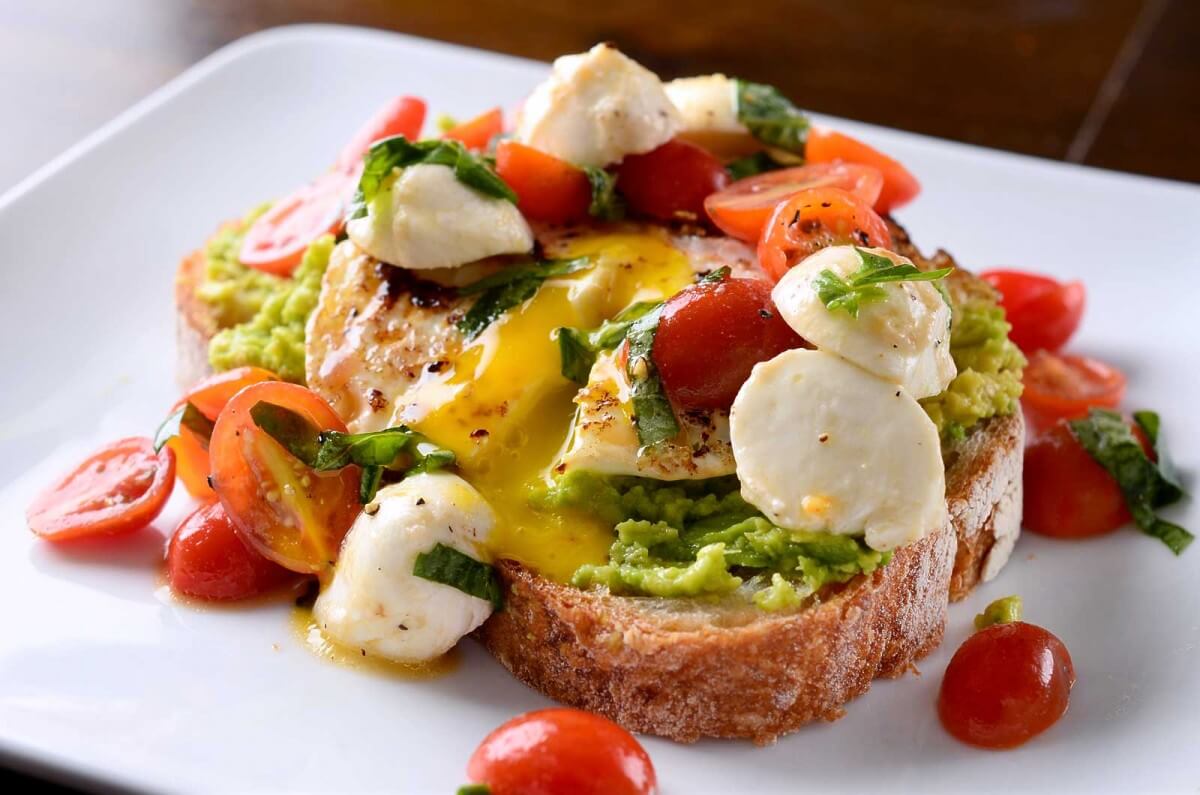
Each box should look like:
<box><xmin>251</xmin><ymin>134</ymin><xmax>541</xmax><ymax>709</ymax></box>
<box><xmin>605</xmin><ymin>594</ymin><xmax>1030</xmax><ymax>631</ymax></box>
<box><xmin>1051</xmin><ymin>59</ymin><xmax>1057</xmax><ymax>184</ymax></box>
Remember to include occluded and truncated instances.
<box><xmin>1023</xmin><ymin>420</ymin><xmax>1130</xmax><ymax>538</ymax></box>
<box><xmin>466</xmin><ymin>708</ymin><xmax>657</xmax><ymax>795</ymax></box>
<box><xmin>495</xmin><ymin>141</ymin><xmax>591</xmax><ymax>225</ymax></box>
<box><xmin>616</xmin><ymin>139</ymin><xmax>729</xmax><ymax>222</ymax></box>
<box><xmin>805</xmin><ymin>127</ymin><xmax>921</xmax><ymax>213</ymax></box>
<box><xmin>1022</xmin><ymin>351</ymin><xmax>1126</xmax><ymax>435</ymax></box>
<box><xmin>238</xmin><ymin>170</ymin><xmax>353</xmax><ymax>277</ymax></box>
<box><xmin>981</xmin><ymin>270</ymin><xmax>1085</xmax><ymax>353</ymax></box>
<box><xmin>653</xmin><ymin>276</ymin><xmax>805</xmax><ymax>410</ymax></box>
<box><xmin>704</xmin><ymin>163</ymin><xmax>884</xmax><ymax>242</ymax></box>
<box><xmin>27</xmin><ymin>437</ymin><xmax>175</xmax><ymax>542</ymax></box>
<box><xmin>209</xmin><ymin>383</ymin><xmax>360</xmax><ymax>575</ymax></box>
<box><xmin>167</xmin><ymin>500</ymin><xmax>297</xmax><ymax>601</ymax></box>
<box><xmin>334</xmin><ymin>95</ymin><xmax>427</xmax><ymax>173</ymax></box>
<box><xmin>442</xmin><ymin>107</ymin><xmax>503</xmax><ymax>151</ymax></box>
<box><xmin>938</xmin><ymin>621</ymin><xmax>1076</xmax><ymax>749</ymax></box>
<box><xmin>756</xmin><ymin>187</ymin><xmax>893</xmax><ymax>282</ymax></box>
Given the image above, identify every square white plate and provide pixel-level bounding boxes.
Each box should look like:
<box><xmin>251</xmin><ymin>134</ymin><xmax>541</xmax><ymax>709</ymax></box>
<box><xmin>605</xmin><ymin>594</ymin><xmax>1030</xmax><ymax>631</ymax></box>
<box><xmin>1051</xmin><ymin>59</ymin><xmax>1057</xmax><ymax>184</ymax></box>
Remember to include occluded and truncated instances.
<box><xmin>1</xmin><ymin>25</ymin><xmax>1197</xmax><ymax>795</ymax></box>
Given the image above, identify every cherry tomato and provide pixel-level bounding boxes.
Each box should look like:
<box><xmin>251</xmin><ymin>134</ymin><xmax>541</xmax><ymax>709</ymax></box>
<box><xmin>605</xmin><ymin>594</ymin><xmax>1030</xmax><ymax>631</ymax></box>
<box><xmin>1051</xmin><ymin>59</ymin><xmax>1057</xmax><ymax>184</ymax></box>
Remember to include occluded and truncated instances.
<box><xmin>756</xmin><ymin>187</ymin><xmax>892</xmax><ymax>282</ymax></box>
<box><xmin>442</xmin><ymin>107</ymin><xmax>503</xmax><ymax>151</ymax></box>
<box><xmin>167</xmin><ymin>500</ymin><xmax>297</xmax><ymax>601</ymax></box>
<box><xmin>209</xmin><ymin>383</ymin><xmax>360</xmax><ymax>575</ymax></box>
<box><xmin>1024</xmin><ymin>419</ymin><xmax>1131</xmax><ymax>538</ymax></box>
<box><xmin>938</xmin><ymin>621</ymin><xmax>1076</xmax><ymax>749</ymax></box>
<box><xmin>1022</xmin><ymin>351</ymin><xmax>1126</xmax><ymax>435</ymax></box>
<box><xmin>495</xmin><ymin>140</ymin><xmax>591</xmax><ymax>225</ymax></box>
<box><xmin>805</xmin><ymin>127</ymin><xmax>921</xmax><ymax>213</ymax></box>
<box><xmin>466</xmin><ymin>708</ymin><xmax>657</xmax><ymax>795</ymax></box>
<box><xmin>238</xmin><ymin>170</ymin><xmax>353</xmax><ymax>277</ymax></box>
<box><xmin>616</xmin><ymin>138</ymin><xmax>729</xmax><ymax>222</ymax></box>
<box><xmin>653</xmin><ymin>277</ymin><xmax>805</xmax><ymax>411</ymax></box>
<box><xmin>334</xmin><ymin>95</ymin><xmax>427</xmax><ymax>173</ymax></box>
<box><xmin>27</xmin><ymin>437</ymin><xmax>176</xmax><ymax>542</ymax></box>
<box><xmin>981</xmin><ymin>270</ymin><xmax>1085</xmax><ymax>353</ymax></box>
<box><xmin>704</xmin><ymin>163</ymin><xmax>884</xmax><ymax>242</ymax></box>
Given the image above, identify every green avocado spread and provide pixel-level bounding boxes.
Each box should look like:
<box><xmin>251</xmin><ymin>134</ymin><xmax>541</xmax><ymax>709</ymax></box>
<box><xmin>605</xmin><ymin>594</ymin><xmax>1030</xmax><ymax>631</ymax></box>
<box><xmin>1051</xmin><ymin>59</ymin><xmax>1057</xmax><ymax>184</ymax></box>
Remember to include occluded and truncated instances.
<box><xmin>536</xmin><ymin>472</ymin><xmax>890</xmax><ymax>609</ymax></box>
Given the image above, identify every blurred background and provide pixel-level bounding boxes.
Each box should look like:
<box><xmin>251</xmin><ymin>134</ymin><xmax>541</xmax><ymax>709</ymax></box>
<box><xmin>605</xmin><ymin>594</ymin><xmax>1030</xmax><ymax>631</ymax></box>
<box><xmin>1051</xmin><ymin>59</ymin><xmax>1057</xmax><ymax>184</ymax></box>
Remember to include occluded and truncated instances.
<box><xmin>2</xmin><ymin>0</ymin><xmax>1198</xmax><ymax>196</ymax></box>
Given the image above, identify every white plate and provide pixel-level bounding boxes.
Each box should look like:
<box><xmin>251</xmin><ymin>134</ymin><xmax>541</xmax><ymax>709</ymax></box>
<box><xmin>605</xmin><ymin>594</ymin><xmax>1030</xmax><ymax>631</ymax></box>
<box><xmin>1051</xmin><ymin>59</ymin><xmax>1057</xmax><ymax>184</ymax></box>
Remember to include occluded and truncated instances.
<box><xmin>1</xmin><ymin>25</ymin><xmax>1197</xmax><ymax>795</ymax></box>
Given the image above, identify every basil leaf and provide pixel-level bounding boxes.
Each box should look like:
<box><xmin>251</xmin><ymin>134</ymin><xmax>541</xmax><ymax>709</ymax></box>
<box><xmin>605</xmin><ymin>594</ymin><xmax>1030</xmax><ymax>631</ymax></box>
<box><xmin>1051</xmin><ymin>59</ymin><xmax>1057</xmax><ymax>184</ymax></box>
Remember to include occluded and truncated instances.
<box><xmin>348</xmin><ymin>136</ymin><xmax>515</xmax><ymax>220</ymax></box>
<box><xmin>816</xmin><ymin>247</ymin><xmax>953</xmax><ymax>318</ymax></box>
<box><xmin>359</xmin><ymin>466</ymin><xmax>383</xmax><ymax>504</ymax></box>
<box><xmin>1133</xmin><ymin>410</ymin><xmax>1185</xmax><ymax>500</ymax></box>
<box><xmin>556</xmin><ymin>301</ymin><xmax>660</xmax><ymax>384</ymax></box>
<box><xmin>699</xmin><ymin>266</ymin><xmax>732</xmax><ymax>284</ymax></box>
<box><xmin>585</xmin><ymin>166</ymin><xmax>625</xmax><ymax>221</ymax></box>
<box><xmin>313</xmin><ymin>427</ymin><xmax>415</xmax><ymax>471</ymax></box>
<box><xmin>726</xmin><ymin>150</ymin><xmax>786</xmax><ymax>181</ymax></box>
<box><xmin>1070</xmin><ymin>409</ymin><xmax>1192</xmax><ymax>554</ymax></box>
<box><xmin>413</xmin><ymin>543</ymin><xmax>503</xmax><ymax>610</ymax></box>
<box><xmin>456</xmin><ymin>786</ymin><xmax>492</xmax><ymax>795</ymax></box>
<box><xmin>249</xmin><ymin>401</ymin><xmax>321</xmax><ymax>466</ymax></box>
<box><xmin>736</xmin><ymin>80</ymin><xmax>810</xmax><ymax>153</ymax></box>
<box><xmin>625</xmin><ymin>306</ymin><xmax>680</xmax><ymax>447</ymax></box>
<box><xmin>153</xmin><ymin>402</ymin><xmax>215</xmax><ymax>453</ymax></box>
<box><xmin>457</xmin><ymin>257</ymin><xmax>592</xmax><ymax>340</ymax></box>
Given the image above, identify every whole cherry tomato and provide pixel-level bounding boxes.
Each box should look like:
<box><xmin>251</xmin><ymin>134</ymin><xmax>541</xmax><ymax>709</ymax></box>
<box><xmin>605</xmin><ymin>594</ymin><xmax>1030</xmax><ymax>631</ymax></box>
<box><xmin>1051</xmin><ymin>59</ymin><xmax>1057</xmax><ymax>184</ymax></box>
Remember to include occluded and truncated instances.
<box><xmin>616</xmin><ymin>138</ymin><xmax>729</xmax><ymax>222</ymax></box>
<box><xmin>981</xmin><ymin>269</ymin><xmax>1085</xmax><ymax>353</ymax></box>
<box><xmin>756</xmin><ymin>187</ymin><xmax>892</xmax><ymax>282</ymax></box>
<box><xmin>167</xmin><ymin>500</ymin><xmax>297</xmax><ymax>601</ymax></box>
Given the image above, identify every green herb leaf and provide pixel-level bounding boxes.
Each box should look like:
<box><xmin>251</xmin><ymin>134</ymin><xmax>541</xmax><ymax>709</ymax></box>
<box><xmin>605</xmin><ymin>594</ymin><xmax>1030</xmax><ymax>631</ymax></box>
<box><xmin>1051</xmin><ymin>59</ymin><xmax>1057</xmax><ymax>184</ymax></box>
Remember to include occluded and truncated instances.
<box><xmin>584</xmin><ymin>166</ymin><xmax>625</xmax><ymax>221</ymax></box>
<box><xmin>816</xmin><ymin>247</ymin><xmax>954</xmax><ymax>318</ymax></box>
<box><xmin>625</xmin><ymin>306</ymin><xmax>680</xmax><ymax>447</ymax></box>
<box><xmin>348</xmin><ymin>136</ymin><xmax>515</xmax><ymax>220</ymax></box>
<box><xmin>249</xmin><ymin>401</ymin><xmax>322</xmax><ymax>466</ymax></box>
<box><xmin>556</xmin><ymin>301</ymin><xmax>661</xmax><ymax>384</ymax></box>
<box><xmin>456</xmin><ymin>257</ymin><xmax>592</xmax><ymax>340</ymax></box>
<box><xmin>1133</xmin><ymin>410</ymin><xmax>1185</xmax><ymax>497</ymax></box>
<box><xmin>456</xmin><ymin>785</ymin><xmax>492</xmax><ymax>795</ymax></box>
<box><xmin>153</xmin><ymin>402</ymin><xmax>215</xmax><ymax>453</ymax></box>
<box><xmin>1070</xmin><ymin>408</ymin><xmax>1192</xmax><ymax>554</ymax></box>
<box><xmin>359</xmin><ymin>466</ymin><xmax>383</xmax><ymax>504</ymax></box>
<box><xmin>974</xmin><ymin>595</ymin><xmax>1023</xmax><ymax>630</ymax></box>
<box><xmin>736</xmin><ymin>80</ymin><xmax>810</xmax><ymax>153</ymax></box>
<box><xmin>413</xmin><ymin>543</ymin><xmax>503</xmax><ymax>610</ymax></box>
<box><xmin>726</xmin><ymin>150</ymin><xmax>786</xmax><ymax>181</ymax></box>
<box><xmin>699</xmin><ymin>265</ymin><xmax>732</xmax><ymax>284</ymax></box>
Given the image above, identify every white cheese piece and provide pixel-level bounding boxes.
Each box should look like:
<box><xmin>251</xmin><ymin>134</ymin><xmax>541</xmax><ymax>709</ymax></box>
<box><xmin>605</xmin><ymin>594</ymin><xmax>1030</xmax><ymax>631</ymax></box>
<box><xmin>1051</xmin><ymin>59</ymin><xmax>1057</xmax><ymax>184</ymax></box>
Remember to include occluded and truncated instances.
<box><xmin>771</xmin><ymin>245</ymin><xmax>956</xmax><ymax>399</ymax></box>
<box><xmin>664</xmin><ymin>74</ymin><xmax>744</xmax><ymax>135</ymax></box>
<box><xmin>313</xmin><ymin>473</ymin><xmax>496</xmax><ymax>663</ymax></box>
<box><xmin>516</xmin><ymin>43</ymin><xmax>680</xmax><ymax>167</ymax></box>
<box><xmin>729</xmin><ymin>348</ymin><xmax>946</xmax><ymax>551</ymax></box>
<box><xmin>346</xmin><ymin>163</ymin><xmax>533</xmax><ymax>270</ymax></box>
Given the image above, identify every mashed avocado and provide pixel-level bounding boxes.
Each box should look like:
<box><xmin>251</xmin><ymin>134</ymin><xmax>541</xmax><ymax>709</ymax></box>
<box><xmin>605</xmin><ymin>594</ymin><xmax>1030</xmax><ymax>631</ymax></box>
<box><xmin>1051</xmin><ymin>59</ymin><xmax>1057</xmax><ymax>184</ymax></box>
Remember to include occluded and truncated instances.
<box><xmin>921</xmin><ymin>294</ymin><xmax>1026</xmax><ymax>440</ymax></box>
<box><xmin>537</xmin><ymin>472</ymin><xmax>889</xmax><ymax>609</ymax></box>
<box><xmin>195</xmin><ymin>205</ymin><xmax>284</xmax><ymax>329</ymax></box>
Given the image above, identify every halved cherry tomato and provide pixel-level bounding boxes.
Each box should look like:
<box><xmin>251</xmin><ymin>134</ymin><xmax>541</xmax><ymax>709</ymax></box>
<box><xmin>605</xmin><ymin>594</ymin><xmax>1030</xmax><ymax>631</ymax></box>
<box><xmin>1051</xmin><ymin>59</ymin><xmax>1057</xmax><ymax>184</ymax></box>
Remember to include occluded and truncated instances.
<box><xmin>442</xmin><ymin>107</ymin><xmax>503</xmax><ymax>151</ymax></box>
<box><xmin>238</xmin><ymin>170</ymin><xmax>353</xmax><ymax>277</ymax></box>
<box><xmin>167</xmin><ymin>500</ymin><xmax>297</xmax><ymax>601</ymax></box>
<box><xmin>168</xmin><ymin>367</ymin><xmax>280</xmax><ymax>498</ymax></box>
<box><xmin>494</xmin><ymin>141</ymin><xmax>591</xmax><ymax>225</ymax></box>
<box><xmin>653</xmin><ymin>276</ymin><xmax>805</xmax><ymax>410</ymax></box>
<box><xmin>938</xmin><ymin>621</ymin><xmax>1076</xmax><ymax>749</ymax></box>
<box><xmin>980</xmin><ymin>269</ymin><xmax>1085</xmax><ymax>354</ymax></box>
<box><xmin>616</xmin><ymin>138</ymin><xmax>729</xmax><ymax>222</ymax></box>
<box><xmin>466</xmin><ymin>708</ymin><xmax>657</xmax><ymax>795</ymax></box>
<box><xmin>704</xmin><ymin>163</ymin><xmax>884</xmax><ymax>242</ymax></box>
<box><xmin>1022</xmin><ymin>351</ymin><xmax>1126</xmax><ymax>435</ymax></box>
<box><xmin>209</xmin><ymin>383</ymin><xmax>360</xmax><ymax>575</ymax></box>
<box><xmin>334</xmin><ymin>95</ymin><xmax>428</xmax><ymax>173</ymax></box>
<box><xmin>27</xmin><ymin>437</ymin><xmax>175</xmax><ymax>542</ymax></box>
<box><xmin>756</xmin><ymin>187</ymin><xmax>892</xmax><ymax>282</ymax></box>
<box><xmin>805</xmin><ymin>127</ymin><xmax>921</xmax><ymax>213</ymax></box>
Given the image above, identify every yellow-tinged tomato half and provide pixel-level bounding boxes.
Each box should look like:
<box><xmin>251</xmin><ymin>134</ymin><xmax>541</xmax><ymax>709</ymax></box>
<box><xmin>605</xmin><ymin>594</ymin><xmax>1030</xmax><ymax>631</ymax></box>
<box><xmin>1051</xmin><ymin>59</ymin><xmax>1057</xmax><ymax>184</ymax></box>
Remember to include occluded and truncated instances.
<box><xmin>209</xmin><ymin>382</ymin><xmax>360</xmax><ymax>575</ymax></box>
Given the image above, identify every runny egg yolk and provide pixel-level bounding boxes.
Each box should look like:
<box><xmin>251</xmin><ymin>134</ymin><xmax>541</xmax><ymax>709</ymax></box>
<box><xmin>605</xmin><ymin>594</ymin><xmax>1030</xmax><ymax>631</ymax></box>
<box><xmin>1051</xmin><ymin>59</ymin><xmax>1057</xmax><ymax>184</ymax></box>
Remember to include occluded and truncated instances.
<box><xmin>396</xmin><ymin>232</ymin><xmax>694</xmax><ymax>581</ymax></box>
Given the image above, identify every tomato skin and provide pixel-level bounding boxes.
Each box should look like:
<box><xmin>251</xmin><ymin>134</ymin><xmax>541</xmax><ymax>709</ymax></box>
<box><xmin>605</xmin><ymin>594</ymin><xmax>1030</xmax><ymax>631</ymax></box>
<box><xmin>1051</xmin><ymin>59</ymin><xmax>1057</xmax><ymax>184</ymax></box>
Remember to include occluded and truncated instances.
<box><xmin>704</xmin><ymin>163</ymin><xmax>884</xmax><ymax>242</ymax></box>
<box><xmin>981</xmin><ymin>270</ymin><xmax>1085</xmax><ymax>353</ymax></box>
<box><xmin>209</xmin><ymin>383</ymin><xmax>361</xmax><ymax>575</ymax></box>
<box><xmin>938</xmin><ymin>621</ymin><xmax>1075</xmax><ymax>749</ymax></box>
<box><xmin>756</xmin><ymin>187</ymin><xmax>892</xmax><ymax>282</ymax></box>
<box><xmin>442</xmin><ymin>107</ymin><xmax>503</xmax><ymax>151</ymax></box>
<box><xmin>334</xmin><ymin>96</ymin><xmax>427</xmax><ymax>173</ymax></box>
<box><xmin>27</xmin><ymin>438</ymin><xmax>175</xmax><ymax>542</ymax></box>
<box><xmin>805</xmin><ymin>127</ymin><xmax>921</xmax><ymax>213</ymax></box>
<box><xmin>1022</xmin><ymin>351</ymin><xmax>1127</xmax><ymax>436</ymax></box>
<box><xmin>167</xmin><ymin>500</ymin><xmax>297</xmax><ymax>601</ymax></box>
<box><xmin>466</xmin><ymin>708</ymin><xmax>657</xmax><ymax>795</ymax></box>
<box><xmin>1023</xmin><ymin>420</ymin><xmax>1130</xmax><ymax>538</ymax></box>
<box><xmin>616</xmin><ymin>139</ymin><xmax>729</xmax><ymax>222</ymax></box>
<box><xmin>495</xmin><ymin>141</ymin><xmax>591</xmax><ymax>225</ymax></box>
<box><xmin>653</xmin><ymin>277</ymin><xmax>805</xmax><ymax>411</ymax></box>
<box><xmin>238</xmin><ymin>170</ymin><xmax>353</xmax><ymax>277</ymax></box>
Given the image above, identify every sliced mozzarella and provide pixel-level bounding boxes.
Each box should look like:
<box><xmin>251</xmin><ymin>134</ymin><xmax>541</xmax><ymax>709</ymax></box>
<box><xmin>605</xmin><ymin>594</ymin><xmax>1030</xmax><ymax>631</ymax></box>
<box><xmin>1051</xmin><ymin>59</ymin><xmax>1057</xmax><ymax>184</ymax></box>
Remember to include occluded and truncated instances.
<box><xmin>516</xmin><ymin>43</ymin><xmax>680</xmax><ymax>168</ymax></box>
<box><xmin>729</xmin><ymin>348</ymin><xmax>946</xmax><ymax>551</ymax></box>
<box><xmin>664</xmin><ymin>74</ymin><xmax>744</xmax><ymax>135</ymax></box>
<box><xmin>771</xmin><ymin>246</ymin><xmax>955</xmax><ymax>399</ymax></box>
<box><xmin>313</xmin><ymin>473</ymin><xmax>496</xmax><ymax>663</ymax></box>
<box><xmin>346</xmin><ymin>163</ymin><xmax>532</xmax><ymax>270</ymax></box>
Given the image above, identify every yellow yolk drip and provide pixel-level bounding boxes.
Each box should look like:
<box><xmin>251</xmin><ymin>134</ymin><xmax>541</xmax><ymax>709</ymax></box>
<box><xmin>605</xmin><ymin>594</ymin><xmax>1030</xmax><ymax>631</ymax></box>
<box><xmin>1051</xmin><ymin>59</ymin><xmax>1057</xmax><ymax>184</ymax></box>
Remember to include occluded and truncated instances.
<box><xmin>397</xmin><ymin>232</ymin><xmax>694</xmax><ymax>581</ymax></box>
